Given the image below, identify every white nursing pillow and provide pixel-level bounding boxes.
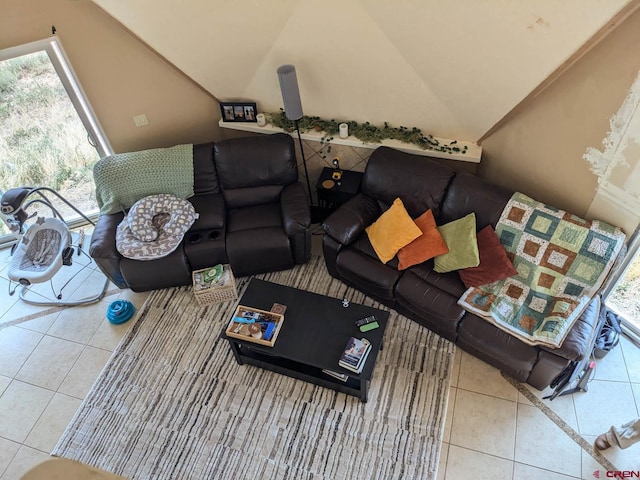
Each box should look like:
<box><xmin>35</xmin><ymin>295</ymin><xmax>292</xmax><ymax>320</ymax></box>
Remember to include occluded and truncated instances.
<box><xmin>126</xmin><ymin>193</ymin><xmax>196</xmax><ymax>242</ymax></box>
<box><xmin>116</xmin><ymin>193</ymin><xmax>198</xmax><ymax>261</ymax></box>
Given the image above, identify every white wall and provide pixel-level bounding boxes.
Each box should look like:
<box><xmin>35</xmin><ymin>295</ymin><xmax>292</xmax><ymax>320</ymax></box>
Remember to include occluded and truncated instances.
<box><xmin>92</xmin><ymin>0</ymin><xmax>630</xmax><ymax>143</ymax></box>
<box><xmin>586</xmin><ymin>71</ymin><xmax>640</xmax><ymax>235</ymax></box>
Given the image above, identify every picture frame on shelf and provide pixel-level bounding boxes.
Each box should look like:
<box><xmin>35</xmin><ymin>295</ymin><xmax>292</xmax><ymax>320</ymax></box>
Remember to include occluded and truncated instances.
<box><xmin>220</xmin><ymin>101</ymin><xmax>258</xmax><ymax>122</ymax></box>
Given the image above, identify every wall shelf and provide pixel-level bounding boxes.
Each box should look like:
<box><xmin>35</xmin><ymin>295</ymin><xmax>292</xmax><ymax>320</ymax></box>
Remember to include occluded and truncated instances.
<box><xmin>218</xmin><ymin>120</ymin><xmax>481</xmax><ymax>164</ymax></box>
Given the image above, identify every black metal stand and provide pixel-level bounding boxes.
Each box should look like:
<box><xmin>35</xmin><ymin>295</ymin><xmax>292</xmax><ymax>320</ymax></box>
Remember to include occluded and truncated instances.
<box><xmin>294</xmin><ymin>119</ymin><xmax>313</xmax><ymax>203</ymax></box>
<box><xmin>544</xmin><ymin>357</ymin><xmax>595</xmax><ymax>400</ymax></box>
<box><xmin>294</xmin><ymin>120</ymin><xmax>329</xmax><ymax>224</ymax></box>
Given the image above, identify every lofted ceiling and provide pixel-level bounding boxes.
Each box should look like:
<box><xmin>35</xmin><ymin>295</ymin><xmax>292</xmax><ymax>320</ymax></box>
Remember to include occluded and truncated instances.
<box><xmin>93</xmin><ymin>0</ymin><xmax>632</xmax><ymax>143</ymax></box>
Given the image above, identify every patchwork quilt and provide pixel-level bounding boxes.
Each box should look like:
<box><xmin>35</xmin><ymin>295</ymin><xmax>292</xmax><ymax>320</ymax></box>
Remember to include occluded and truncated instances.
<box><xmin>458</xmin><ymin>192</ymin><xmax>626</xmax><ymax>348</ymax></box>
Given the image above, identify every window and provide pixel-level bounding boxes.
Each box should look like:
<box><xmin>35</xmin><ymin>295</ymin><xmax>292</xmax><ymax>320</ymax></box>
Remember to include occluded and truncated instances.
<box><xmin>604</xmin><ymin>228</ymin><xmax>640</xmax><ymax>345</ymax></box>
<box><xmin>0</xmin><ymin>37</ymin><xmax>112</xmax><ymax>245</ymax></box>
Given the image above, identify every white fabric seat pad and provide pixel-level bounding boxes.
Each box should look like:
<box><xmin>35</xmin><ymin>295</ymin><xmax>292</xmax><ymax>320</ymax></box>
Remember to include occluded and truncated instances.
<box><xmin>9</xmin><ymin>217</ymin><xmax>71</xmax><ymax>283</ymax></box>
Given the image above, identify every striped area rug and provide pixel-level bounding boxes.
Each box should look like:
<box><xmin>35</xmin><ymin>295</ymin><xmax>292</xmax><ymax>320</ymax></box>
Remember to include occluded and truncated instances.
<box><xmin>53</xmin><ymin>256</ymin><xmax>455</xmax><ymax>479</ymax></box>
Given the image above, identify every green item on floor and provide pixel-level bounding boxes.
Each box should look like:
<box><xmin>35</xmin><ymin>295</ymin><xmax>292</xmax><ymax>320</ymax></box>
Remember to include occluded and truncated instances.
<box><xmin>202</xmin><ymin>264</ymin><xmax>224</xmax><ymax>284</ymax></box>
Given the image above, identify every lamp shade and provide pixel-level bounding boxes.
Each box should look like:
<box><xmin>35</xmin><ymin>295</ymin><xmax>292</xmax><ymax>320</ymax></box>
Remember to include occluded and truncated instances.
<box><xmin>277</xmin><ymin>64</ymin><xmax>304</xmax><ymax>121</ymax></box>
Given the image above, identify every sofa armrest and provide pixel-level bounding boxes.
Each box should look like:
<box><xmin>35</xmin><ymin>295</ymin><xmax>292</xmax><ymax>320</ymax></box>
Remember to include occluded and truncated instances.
<box><xmin>89</xmin><ymin>212</ymin><xmax>128</xmax><ymax>289</ymax></box>
<box><xmin>322</xmin><ymin>194</ymin><xmax>380</xmax><ymax>246</ymax></box>
<box><xmin>188</xmin><ymin>193</ymin><xmax>225</xmax><ymax>231</ymax></box>
<box><xmin>280</xmin><ymin>182</ymin><xmax>311</xmax><ymax>235</ymax></box>
<box><xmin>543</xmin><ymin>295</ymin><xmax>601</xmax><ymax>361</ymax></box>
<box><xmin>90</xmin><ymin>213</ymin><xmax>123</xmax><ymax>259</ymax></box>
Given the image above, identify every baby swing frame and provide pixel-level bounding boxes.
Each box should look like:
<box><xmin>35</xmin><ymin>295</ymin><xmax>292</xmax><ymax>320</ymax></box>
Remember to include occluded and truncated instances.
<box><xmin>2</xmin><ymin>186</ymin><xmax>109</xmax><ymax>307</ymax></box>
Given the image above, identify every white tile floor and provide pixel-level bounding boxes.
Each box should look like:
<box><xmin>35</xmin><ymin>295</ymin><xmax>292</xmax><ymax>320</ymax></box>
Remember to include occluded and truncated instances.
<box><xmin>1</xmin><ymin>241</ymin><xmax>639</xmax><ymax>479</ymax></box>
<box><xmin>0</xmin><ymin>239</ymin><xmax>149</xmax><ymax>480</ymax></box>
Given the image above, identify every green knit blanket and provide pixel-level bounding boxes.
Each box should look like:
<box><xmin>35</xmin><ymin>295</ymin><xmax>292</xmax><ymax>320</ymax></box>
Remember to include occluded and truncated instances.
<box><xmin>94</xmin><ymin>144</ymin><xmax>194</xmax><ymax>215</ymax></box>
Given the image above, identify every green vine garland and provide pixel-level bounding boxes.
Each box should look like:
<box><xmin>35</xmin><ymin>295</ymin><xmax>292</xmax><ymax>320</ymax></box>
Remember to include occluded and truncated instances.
<box><xmin>266</xmin><ymin>109</ymin><xmax>467</xmax><ymax>155</ymax></box>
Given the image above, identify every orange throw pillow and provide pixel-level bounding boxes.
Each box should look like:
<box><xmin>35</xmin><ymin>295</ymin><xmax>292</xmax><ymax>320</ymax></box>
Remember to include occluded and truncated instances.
<box><xmin>365</xmin><ymin>198</ymin><xmax>422</xmax><ymax>264</ymax></box>
<box><xmin>397</xmin><ymin>210</ymin><xmax>449</xmax><ymax>270</ymax></box>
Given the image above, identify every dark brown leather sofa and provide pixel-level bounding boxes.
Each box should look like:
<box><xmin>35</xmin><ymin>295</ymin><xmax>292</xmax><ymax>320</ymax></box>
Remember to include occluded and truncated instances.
<box><xmin>90</xmin><ymin>133</ymin><xmax>311</xmax><ymax>292</ymax></box>
<box><xmin>322</xmin><ymin>146</ymin><xmax>601</xmax><ymax>390</ymax></box>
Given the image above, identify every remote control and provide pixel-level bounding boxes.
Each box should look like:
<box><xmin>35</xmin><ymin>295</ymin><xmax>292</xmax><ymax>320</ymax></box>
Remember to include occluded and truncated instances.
<box><xmin>355</xmin><ymin>315</ymin><xmax>376</xmax><ymax>327</ymax></box>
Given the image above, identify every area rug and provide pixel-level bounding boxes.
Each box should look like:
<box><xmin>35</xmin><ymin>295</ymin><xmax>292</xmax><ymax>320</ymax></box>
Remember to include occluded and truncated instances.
<box><xmin>53</xmin><ymin>256</ymin><xmax>455</xmax><ymax>480</ymax></box>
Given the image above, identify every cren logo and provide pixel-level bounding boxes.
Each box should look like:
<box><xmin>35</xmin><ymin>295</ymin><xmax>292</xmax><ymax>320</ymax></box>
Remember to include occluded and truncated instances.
<box><xmin>606</xmin><ymin>471</ymin><xmax>640</xmax><ymax>478</ymax></box>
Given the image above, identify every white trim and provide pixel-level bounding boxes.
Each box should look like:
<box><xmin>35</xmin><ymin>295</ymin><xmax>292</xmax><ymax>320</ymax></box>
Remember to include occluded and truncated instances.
<box><xmin>597</xmin><ymin>181</ymin><xmax>640</xmax><ymax>216</ymax></box>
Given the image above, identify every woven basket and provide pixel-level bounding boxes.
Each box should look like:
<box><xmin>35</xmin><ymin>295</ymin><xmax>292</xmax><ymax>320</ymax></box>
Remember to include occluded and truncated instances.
<box><xmin>192</xmin><ymin>264</ymin><xmax>237</xmax><ymax>306</ymax></box>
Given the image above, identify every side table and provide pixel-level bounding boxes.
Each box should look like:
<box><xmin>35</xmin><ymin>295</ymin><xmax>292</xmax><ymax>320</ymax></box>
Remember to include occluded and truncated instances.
<box><xmin>315</xmin><ymin>167</ymin><xmax>363</xmax><ymax>211</ymax></box>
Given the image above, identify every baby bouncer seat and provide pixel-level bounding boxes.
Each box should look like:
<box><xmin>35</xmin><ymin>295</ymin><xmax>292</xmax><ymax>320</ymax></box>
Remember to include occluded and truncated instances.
<box><xmin>1</xmin><ymin>186</ymin><xmax>109</xmax><ymax>306</ymax></box>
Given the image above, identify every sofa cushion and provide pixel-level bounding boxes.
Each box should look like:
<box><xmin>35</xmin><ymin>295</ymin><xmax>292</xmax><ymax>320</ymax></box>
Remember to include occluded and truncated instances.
<box><xmin>541</xmin><ymin>295</ymin><xmax>601</xmax><ymax>361</ymax></box>
<box><xmin>361</xmin><ymin>147</ymin><xmax>456</xmax><ymax>218</ymax></box>
<box><xmin>227</xmin><ymin>203</ymin><xmax>283</xmax><ymax>232</ymax></box>
<box><xmin>120</xmin><ymin>247</ymin><xmax>192</xmax><ymax>292</ymax></box>
<box><xmin>222</xmin><ymin>185</ymin><xmax>285</xmax><ymax>209</ymax></box>
<box><xmin>188</xmin><ymin>193</ymin><xmax>225</xmax><ymax>231</ymax></box>
<box><xmin>397</xmin><ymin>209</ymin><xmax>449</xmax><ymax>270</ymax></box>
<box><xmin>439</xmin><ymin>172</ymin><xmax>513</xmax><ymax>228</ymax></box>
<box><xmin>408</xmin><ymin>262</ymin><xmax>468</xmax><ymax>298</ymax></box>
<box><xmin>336</xmin><ymin>251</ymin><xmax>401</xmax><ymax>307</ymax></box>
<box><xmin>226</xmin><ymin>226</ymin><xmax>294</xmax><ymax>277</ymax></box>
<box><xmin>365</xmin><ymin>198</ymin><xmax>421</xmax><ymax>263</ymax></box>
<box><xmin>458</xmin><ymin>225</ymin><xmax>517</xmax><ymax>288</ymax></box>
<box><xmin>434</xmin><ymin>213</ymin><xmax>480</xmax><ymax>273</ymax></box>
<box><xmin>322</xmin><ymin>194</ymin><xmax>381</xmax><ymax>246</ymax></box>
<box><xmin>215</xmin><ymin>133</ymin><xmax>297</xmax><ymax>187</ymax></box>
<box><xmin>192</xmin><ymin>142</ymin><xmax>220</xmax><ymax>195</ymax></box>
<box><xmin>456</xmin><ymin>312</ymin><xmax>539</xmax><ymax>382</ymax></box>
<box><xmin>336</xmin><ymin>248</ymin><xmax>401</xmax><ymax>304</ymax></box>
<box><xmin>395</xmin><ymin>270</ymin><xmax>465</xmax><ymax>341</ymax></box>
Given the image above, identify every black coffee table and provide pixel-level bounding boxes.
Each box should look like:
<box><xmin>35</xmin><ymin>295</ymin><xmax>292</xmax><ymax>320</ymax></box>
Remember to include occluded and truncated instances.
<box><xmin>221</xmin><ymin>278</ymin><xmax>389</xmax><ymax>402</ymax></box>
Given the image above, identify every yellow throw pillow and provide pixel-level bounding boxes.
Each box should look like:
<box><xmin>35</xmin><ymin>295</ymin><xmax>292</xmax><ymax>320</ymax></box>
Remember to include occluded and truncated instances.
<box><xmin>366</xmin><ymin>198</ymin><xmax>422</xmax><ymax>263</ymax></box>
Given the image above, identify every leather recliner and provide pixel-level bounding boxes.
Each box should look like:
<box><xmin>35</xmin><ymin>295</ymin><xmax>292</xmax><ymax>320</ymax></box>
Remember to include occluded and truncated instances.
<box><xmin>322</xmin><ymin>146</ymin><xmax>604</xmax><ymax>390</ymax></box>
<box><xmin>90</xmin><ymin>133</ymin><xmax>311</xmax><ymax>291</ymax></box>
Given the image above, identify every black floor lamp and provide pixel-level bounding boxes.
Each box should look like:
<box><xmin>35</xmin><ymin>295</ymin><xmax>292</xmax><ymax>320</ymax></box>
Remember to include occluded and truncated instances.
<box><xmin>276</xmin><ymin>65</ymin><xmax>314</xmax><ymax>206</ymax></box>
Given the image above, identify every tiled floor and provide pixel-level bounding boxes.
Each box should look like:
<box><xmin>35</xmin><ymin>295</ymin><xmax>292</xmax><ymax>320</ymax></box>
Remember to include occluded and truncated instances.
<box><xmin>1</xmin><ymin>239</ymin><xmax>639</xmax><ymax>479</ymax></box>
<box><xmin>0</xmin><ymin>237</ymin><xmax>149</xmax><ymax>480</ymax></box>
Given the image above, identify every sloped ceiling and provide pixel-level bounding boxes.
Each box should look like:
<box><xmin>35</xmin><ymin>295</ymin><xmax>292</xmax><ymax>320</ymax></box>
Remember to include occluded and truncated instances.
<box><xmin>93</xmin><ymin>0</ymin><xmax>631</xmax><ymax>143</ymax></box>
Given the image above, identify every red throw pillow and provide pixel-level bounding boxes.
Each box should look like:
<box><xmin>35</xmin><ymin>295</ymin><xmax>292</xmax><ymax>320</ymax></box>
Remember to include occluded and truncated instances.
<box><xmin>397</xmin><ymin>210</ymin><xmax>449</xmax><ymax>270</ymax></box>
<box><xmin>458</xmin><ymin>225</ymin><xmax>517</xmax><ymax>288</ymax></box>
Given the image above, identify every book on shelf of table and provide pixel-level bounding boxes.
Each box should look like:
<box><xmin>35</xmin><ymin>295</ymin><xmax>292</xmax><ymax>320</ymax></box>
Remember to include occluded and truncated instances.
<box><xmin>322</xmin><ymin>369</ymin><xmax>349</xmax><ymax>382</ymax></box>
<box><xmin>338</xmin><ymin>337</ymin><xmax>372</xmax><ymax>374</ymax></box>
